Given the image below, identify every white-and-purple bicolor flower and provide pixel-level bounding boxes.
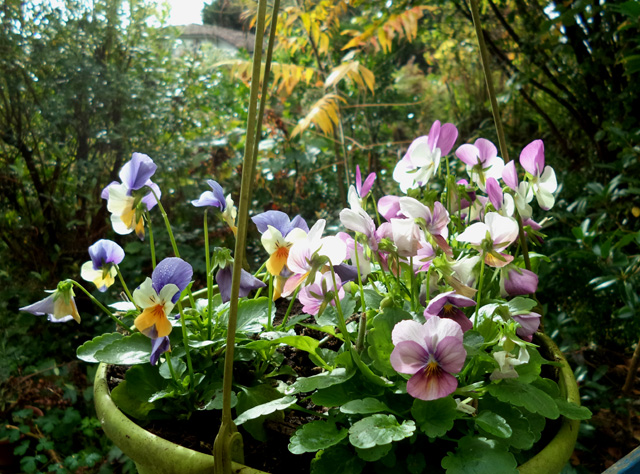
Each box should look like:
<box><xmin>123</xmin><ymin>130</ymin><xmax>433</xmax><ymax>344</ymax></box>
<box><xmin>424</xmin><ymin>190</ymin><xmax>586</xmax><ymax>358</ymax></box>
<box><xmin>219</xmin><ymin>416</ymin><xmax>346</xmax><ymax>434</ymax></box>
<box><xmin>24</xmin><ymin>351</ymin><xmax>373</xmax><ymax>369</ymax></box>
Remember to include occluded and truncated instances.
<box><xmin>502</xmin><ymin>161</ymin><xmax>534</xmax><ymax>219</ymax></box>
<box><xmin>191</xmin><ymin>179</ymin><xmax>227</xmax><ymax>210</ymax></box>
<box><xmin>20</xmin><ymin>281</ymin><xmax>81</xmax><ymax>323</ymax></box>
<box><xmin>390</xmin><ymin>317</ymin><xmax>467</xmax><ymax>401</ymax></box>
<box><xmin>282</xmin><ymin>219</ymin><xmax>347</xmax><ymax>297</ymax></box>
<box><xmin>378</xmin><ymin>195</ymin><xmax>404</xmax><ymax>221</ymax></box>
<box><xmin>80</xmin><ymin>239</ymin><xmax>125</xmax><ymax>292</ymax></box>
<box><xmin>512</xmin><ymin>312</ymin><xmax>541</xmax><ymax>342</ymax></box>
<box><xmin>252</xmin><ymin>211</ymin><xmax>309</xmax><ymax>276</ymax></box>
<box><xmin>519</xmin><ymin>140</ymin><xmax>557</xmax><ymax>210</ymax></box>
<box><xmin>455</xmin><ymin>138</ymin><xmax>504</xmax><ymax>191</ymax></box>
<box><xmin>133</xmin><ymin>258</ymin><xmax>193</xmax><ymax>338</ymax></box>
<box><xmin>456</xmin><ymin>212</ymin><xmax>519</xmax><ymax>267</ymax></box>
<box><xmin>399</xmin><ymin>197</ymin><xmax>451</xmax><ymax>255</ymax></box>
<box><xmin>102</xmin><ymin>153</ymin><xmax>161</xmax><ymax>240</ymax></box>
<box><xmin>486</xmin><ymin>177</ymin><xmax>515</xmax><ymax>217</ymax></box>
<box><xmin>424</xmin><ymin>291</ymin><xmax>476</xmax><ymax>332</ymax></box>
<box><xmin>216</xmin><ymin>264</ymin><xmax>267</xmax><ymax>303</ymax></box>
<box><xmin>393</xmin><ymin>121</ymin><xmax>458</xmax><ymax>193</ymax></box>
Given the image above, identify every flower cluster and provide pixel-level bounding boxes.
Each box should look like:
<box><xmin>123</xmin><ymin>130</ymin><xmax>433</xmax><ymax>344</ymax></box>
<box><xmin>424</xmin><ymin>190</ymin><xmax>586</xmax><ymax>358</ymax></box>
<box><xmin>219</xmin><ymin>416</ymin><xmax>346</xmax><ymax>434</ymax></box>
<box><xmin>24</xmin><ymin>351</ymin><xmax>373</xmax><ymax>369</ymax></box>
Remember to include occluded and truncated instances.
<box><xmin>22</xmin><ymin>120</ymin><xmax>588</xmax><ymax>473</ymax></box>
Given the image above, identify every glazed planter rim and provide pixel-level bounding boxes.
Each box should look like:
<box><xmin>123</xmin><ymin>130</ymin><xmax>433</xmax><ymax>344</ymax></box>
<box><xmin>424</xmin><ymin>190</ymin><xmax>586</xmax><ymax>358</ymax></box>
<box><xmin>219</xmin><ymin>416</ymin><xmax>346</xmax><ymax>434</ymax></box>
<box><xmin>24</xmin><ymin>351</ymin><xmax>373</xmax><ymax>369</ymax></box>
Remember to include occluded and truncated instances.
<box><xmin>94</xmin><ymin>332</ymin><xmax>579</xmax><ymax>474</ymax></box>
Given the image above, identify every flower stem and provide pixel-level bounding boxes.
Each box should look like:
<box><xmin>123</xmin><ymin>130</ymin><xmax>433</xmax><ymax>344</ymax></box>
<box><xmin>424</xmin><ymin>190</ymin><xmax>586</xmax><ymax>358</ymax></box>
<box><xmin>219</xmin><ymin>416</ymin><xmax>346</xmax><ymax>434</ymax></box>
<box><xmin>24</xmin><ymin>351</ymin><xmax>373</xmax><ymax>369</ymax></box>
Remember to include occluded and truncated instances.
<box><xmin>114</xmin><ymin>265</ymin><xmax>137</xmax><ymax>310</ymax></box>
<box><xmin>267</xmin><ymin>274</ymin><xmax>274</xmax><ymax>330</ymax></box>
<box><xmin>204</xmin><ymin>210</ymin><xmax>214</xmax><ymax>340</ymax></box>
<box><xmin>177</xmin><ymin>302</ymin><xmax>195</xmax><ymax>390</ymax></box>
<box><xmin>329</xmin><ymin>264</ymin><xmax>351</xmax><ymax>348</ymax></box>
<box><xmin>69</xmin><ymin>280</ymin><xmax>130</xmax><ymax>332</ymax></box>
<box><xmin>145</xmin><ymin>212</ymin><xmax>157</xmax><ymax>269</ymax></box>
<box><xmin>474</xmin><ymin>258</ymin><xmax>486</xmax><ymax>328</ymax></box>
<box><xmin>279</xmin><ymin>285</ymin><xmax>301</xmax><ymax>329</ymax></box>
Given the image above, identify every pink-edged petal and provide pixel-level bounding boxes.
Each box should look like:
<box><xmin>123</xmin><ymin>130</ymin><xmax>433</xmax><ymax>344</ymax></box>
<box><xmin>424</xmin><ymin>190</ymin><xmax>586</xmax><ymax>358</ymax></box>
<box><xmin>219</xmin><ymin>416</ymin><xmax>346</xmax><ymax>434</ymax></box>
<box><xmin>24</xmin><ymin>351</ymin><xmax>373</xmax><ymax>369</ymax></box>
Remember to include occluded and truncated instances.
<box><xmin>406</xmin><ymin>367</ymin><xmax>458</xmax><ymax>401</ymax></box>
<box><xmin>429</xmin><ymin>202</ymin><xmax>450</xmax><ymax>238</ymax></box>
<box><xmin>539</xmin><ymin>166</ymin><xmax>557</xmax><ymax>193</ymax></box>
<box><xmin>520</xmin><ymin>139</ymin><xmax>545</xmax><ymax>176</ymax></box>
<box><xmin>502</xmin><ymin>160</ymin><xmax>518</xmax><ymax>190</ymax></box>
<box><xmin>361</xmin><ymin>171</ymin><xmax>376</xmax><ymax>197</ymax></box>
<box><xmin>390</xmin><ymin>340</ymin><xmax>430</xmax><ymax>374</ymax></box>
<box><xmin>486</xmin><ymin>177</ymin><xmax>503</xmax><ymax>210</ymax></box>
<box><xmin>475</xmin><ymin>138</ymin><xmax>498</xmax><ymax>163</ymax></box>
<box><xmin>317</xmin><ymin>236</ymin><xmax>347</xmax><ymax>265</ymax></box>
<box><xmin>433</xmin><ymin>336</ymin><xmax>467</xmax><ymax>373</ymax></box>
<box><xmin>455</xmin><ymin>143</ymin><xmax>479</xmax><ymax>166</ymax></box>
<box><xmin>485</xmin><ymin>252</ymin><xmax>514</xmax><ymax>268</ymax></box>
<box><xmin>282</xmin><ymin>272</ymin><xmax>309</xmax><ymax>297</ymax></box>
<box><xmin>485</xmin><ymin>213</ymin><xmax>519</xmax><ymax>250</ymax></box>
<box><xmin>436</xmin><ymin>123</ymin><xmax>458</xmax><ymax>155</ymax></box>
<box><xmin>378</xmin><ymin>195</ymin><xmax>403</xmax><ymax>221</ymax></box>
<box><xmin>355</xmin><ymin>165</ymin><xmax>363</xmax><ymax>195</ymax></box>
<box><xmin>424</xmin><ymin>316</ymin><xmax>464</xmax><ymax>350</ymax></box>
<box><xmin>426</xmin><ymin>121</ymin><xmax>441</xmax><ymax>152</ymax></box>
<box><xmin>391</xmin><ymin>319</ymin><xmax>429</xmax><ymax>346</ymax></box>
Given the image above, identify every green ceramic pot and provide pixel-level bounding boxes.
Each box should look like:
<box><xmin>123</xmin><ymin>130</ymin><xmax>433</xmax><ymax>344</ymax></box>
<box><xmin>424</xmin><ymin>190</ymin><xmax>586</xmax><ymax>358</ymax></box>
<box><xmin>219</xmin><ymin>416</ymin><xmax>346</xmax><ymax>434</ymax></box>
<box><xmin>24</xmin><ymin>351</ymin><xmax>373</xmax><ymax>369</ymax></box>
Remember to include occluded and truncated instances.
<box><xmin>94</xmin><ymin>333</ymin><xmax>579</xmax><ymax>474</ymax></box>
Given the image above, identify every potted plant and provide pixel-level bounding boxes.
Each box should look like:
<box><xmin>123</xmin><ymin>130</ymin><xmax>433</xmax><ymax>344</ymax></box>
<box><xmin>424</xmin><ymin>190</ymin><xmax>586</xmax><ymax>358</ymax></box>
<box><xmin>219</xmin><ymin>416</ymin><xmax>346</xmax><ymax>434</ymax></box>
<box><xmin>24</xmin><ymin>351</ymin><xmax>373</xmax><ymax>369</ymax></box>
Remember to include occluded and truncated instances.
<box><xmin>19</xmin><ymin>0</ymin><xmax>591</xmax><ymax>473</ymax></box>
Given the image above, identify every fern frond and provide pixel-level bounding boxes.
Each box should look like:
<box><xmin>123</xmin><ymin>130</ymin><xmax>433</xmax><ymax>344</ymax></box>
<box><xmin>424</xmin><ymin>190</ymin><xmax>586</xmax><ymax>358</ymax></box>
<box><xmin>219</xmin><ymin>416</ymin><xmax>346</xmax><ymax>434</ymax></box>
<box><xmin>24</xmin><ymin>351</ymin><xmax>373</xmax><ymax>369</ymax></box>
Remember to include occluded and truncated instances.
<box><xmin>291</xmin><ymin>94</ymin><xmax>346</xmax><ymax>137</ymax></box>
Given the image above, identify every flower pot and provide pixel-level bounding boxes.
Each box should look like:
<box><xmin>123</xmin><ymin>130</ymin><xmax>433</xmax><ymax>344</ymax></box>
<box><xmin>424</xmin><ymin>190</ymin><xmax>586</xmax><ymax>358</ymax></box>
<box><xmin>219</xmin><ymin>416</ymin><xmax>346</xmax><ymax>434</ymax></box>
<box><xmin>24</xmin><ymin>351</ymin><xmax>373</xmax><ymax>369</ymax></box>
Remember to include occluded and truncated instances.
<box><xmin>94</xmin><ymin>333</ymin><xmax>580</xmax><ymax>474</ymax></box>
<box><xmin>93</xmin><ymin>363</ymin><xmax>269</xmax><ymax>474</ymax></box>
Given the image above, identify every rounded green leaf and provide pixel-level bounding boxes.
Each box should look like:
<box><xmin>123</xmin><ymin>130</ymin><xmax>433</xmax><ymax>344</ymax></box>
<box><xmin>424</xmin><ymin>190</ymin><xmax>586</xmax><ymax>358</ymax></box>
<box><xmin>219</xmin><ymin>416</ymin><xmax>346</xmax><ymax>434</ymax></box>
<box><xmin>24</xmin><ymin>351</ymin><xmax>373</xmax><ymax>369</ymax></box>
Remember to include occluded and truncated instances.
<box><xmin>348</xmin><ymin>414</ymin><xmax>415</xmax><ymax>449</ymax></box>
<box><xmin>288</xmin><ymin>421</ymin><xmax>348</xmax><ymax>454</ymax></box>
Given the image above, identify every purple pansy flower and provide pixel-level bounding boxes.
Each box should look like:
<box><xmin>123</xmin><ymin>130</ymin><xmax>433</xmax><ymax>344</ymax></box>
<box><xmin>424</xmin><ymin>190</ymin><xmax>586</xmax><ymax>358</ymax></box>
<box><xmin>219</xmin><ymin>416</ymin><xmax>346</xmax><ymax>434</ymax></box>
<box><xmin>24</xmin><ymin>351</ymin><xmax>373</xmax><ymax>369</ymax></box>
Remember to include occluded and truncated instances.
<box><xmin>424</xmin><ymin>291</ymin><xmax>476</xmax><ymax>332</ymax></box>
<box><xmin>102</xmin><ymin>153</ymin><xmax>162</xmax><ymax>239</ymax></box>
<box><xmin>512</xmin><ymin>312</ymin><xmax>541</xmax><ymax>342</ymax></box>
<box><xmin>216</xmin><ymin>264</ymin><xmax>267</xmax><ymax>303</ymax></box>
<box><xmin>133</xmin><ymin>258</ymin><xmax>193</xmax><ymax>338</ymax></box>
<box><xmin>80</xmin><ymin>239</ymin><xmax>125</xmax><ymax>292</ymax></box>
<box><xmin>252</xmin><ymin>210</ymin><xmax>309</xmax><ymax>236</ymax></box>
<box><xmin>390</xmin><ymin>317</ymin><xmax>467</xmax><ymax>401</ymax></box>
<box><xmin>191</xmin><ymin>179</ymin><xmax>227</xmax><ymax>210</ymax></box>
<box><xmin>500</xmin><ymin>265</ymin><xmax>539</xmax><ymax>297</ymax></box>
<box><xmin>252</xmin><ymin>211</ymin><xmax>310</xmax><ymax>276</ymax></box>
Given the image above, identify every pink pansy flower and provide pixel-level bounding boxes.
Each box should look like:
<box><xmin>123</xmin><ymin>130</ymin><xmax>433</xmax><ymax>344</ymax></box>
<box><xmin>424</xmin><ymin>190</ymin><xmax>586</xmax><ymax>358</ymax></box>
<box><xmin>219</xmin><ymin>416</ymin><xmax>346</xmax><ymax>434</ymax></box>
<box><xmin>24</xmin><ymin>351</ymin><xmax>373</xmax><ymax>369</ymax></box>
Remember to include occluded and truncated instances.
<box><xmin>340</xmin><ymin>205</ymin><xmax>378</xmax><ymax>252</ymax></box>
<box><xmin>399</xmin><ymin>197</ymin><xmax>451</xmax><ymax>255</ymax></box>
<box><xmin>282</xmin><ymin>219</ymin><xmax>347</xmax><ymax>297</ymax></box>
<box><xmin>519</xmin><ymin>140</ymin><xmax>557</xmax><ymax>210</ymax></box>
<box><xmin>424</xmin><ymin>291</ymin><xmax>476</xmax><ymax>333</ymax></box>
<box><xmin>298</xmin><ymin>272</ymin><xmax>345</xmax><ymax>316</ymax></box>
<box><xmin>456</xmin><ymin>212</ymin><xmax>519</xmax><ymax>267</ymax></box>
<box><xmin>337</xmin><ymin>232</ymin><xmax>371</xmax><ymax>279</ymax></box>
<box><xmin>393</xmin><ymin>121</ymin><xmax>458</xmax><ymax>193</ymax></box>
<box><xmin>414</xmin><ymin>239</ymin><xmax>435</xmax><ymax>273</ymax></box>
<box><xmin>502</xmin><ymin>161</ymin><xmax>534</xmax><ymax>219</ymax></box>
<box><xmin>390</xmin><ymin>317</ymin><xmax>467</xmax><ymax>401</ymax></box>
<box><xmin>455</xmin><ymin>138</ymin><xmax>504</xmax><ymax>191</ymax></box>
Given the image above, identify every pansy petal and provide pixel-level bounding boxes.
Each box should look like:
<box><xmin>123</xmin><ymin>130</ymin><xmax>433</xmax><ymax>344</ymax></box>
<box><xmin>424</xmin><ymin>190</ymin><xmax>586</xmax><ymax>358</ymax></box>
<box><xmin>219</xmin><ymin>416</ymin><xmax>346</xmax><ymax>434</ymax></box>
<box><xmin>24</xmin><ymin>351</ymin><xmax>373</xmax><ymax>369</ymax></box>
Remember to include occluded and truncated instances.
<box><xmin>378</xmin><ymin>195</ymin><xmax>403</xmax><ymax>221</ymax></box>
<box><xmin>399</xmin><ymin>197</ymin><xmax>429</xmax><ymax>221</ymax></box>
<box><xmin>140</xmin><ymin>181</ymin><xmax>162</xmax><ymax>211</ymax></box>
<box><xmin>407</xmin><ymin>367</ymin><xmax>458</xmax><ymax>401</ymax></box>
<box><xmin>252</xmin><ymin>210</ymin><xmax>290</xmax><ymax>235</ymax></box>
<box><xmin>456</xmin><ymin>222</ymin><xmax>489</xmax><ymax>246</ymax></box>
<box><xmin>119</xmin><ymin>153</ymin><xmax>157</xmax><ymax>191</ymax></box>
<box><xmin>133</xmin><ymin>278</ymin><xmax>157</xmax><ymax>308</ymax></box>
<box><xmin>390</xmin><ymin>340</ymin><xmax>430</xmax><ymax>374</ymax></box>
<box><xmin>152</xmin><ymin>258</ymin><xmax>193</xmax><ymax>300</ymax></box>
<box><xmin>150</xmin><ymin>337</ymin><xmax>171</xmax><ymax>365</ymax></box>
<box><xmin>502</xmin><ymin>160</ymin><xmax>518</xmax><ymax>190</ymax></box>
<box><xmin>455</xmin><ymin>144</ymin><xmax>479</xmax><ymax>166</ymax></box>
<box><xmin>520</xmin><ymin>139</ymin><xmax>544</xmax><ymax>176</ymax></box>
<box><xmin>434</xmin><ymin>336</ymin><xmax>467</xmax><ymax>373</ymax></box>
<box><xmin>391</xmin><ymin>319</ymin><xmax>429</xmax><ymax>346</ymax></box>
<box><xmin>89</xmin><ymin>239</ymin><xmax>125</xmax><ymax>269</ymax></box>
<box><xmin>437</xmin><ymin>123</ymin><xmax>458</xmax><ymax>156</ymax></box>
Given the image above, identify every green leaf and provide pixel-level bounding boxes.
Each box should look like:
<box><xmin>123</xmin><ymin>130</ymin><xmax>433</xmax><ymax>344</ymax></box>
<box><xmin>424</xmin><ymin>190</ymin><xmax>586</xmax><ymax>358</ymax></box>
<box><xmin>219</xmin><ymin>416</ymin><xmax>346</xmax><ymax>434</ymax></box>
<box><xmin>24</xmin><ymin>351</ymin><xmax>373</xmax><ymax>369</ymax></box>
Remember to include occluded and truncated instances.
<box><xmin>406</xmin><ymin>452</ymin><xmax>426</xmax><ymax>474</ymax></box>
<box><xmin>366</xmin><ymin>307</ymin><xmax>412</xmax><ymax>376</ymax></box>
<box><xmin>317</xmin><ymin>294</ymin><xmax>356</xmax><ymax>327</ymax></box>
<box><xmin>311</xmin><ymin>381</ymin><xmax>368</xmax><ymax>407</ymax></box>
<box><xmin>441</xmin><ymin>436</ymin><xmax>518</xmax><ymax>474</ymax></box>
<box><xmin>487</xmin><ymin>379</ymin><xmax>560</xmax><ymax>419</ymax></box>
<box><xmin>288</xmin><ymin>421</ymin><xmax>348</xmax><ymax>454</ymax></box>
<box><xmin>93</xmin><ymin>333</ymin><xmax>152</xmax><ymax>365</ymax></box>
<box><xmin>111</xmin><ymin>381</ymin><xmax>155</xmax><ymax>419</ymax></box>
<box><xmin>340</xmin><ymin>397</ymin><xmax>389</xmax><ymax>415</ymax></box>
<box><xmin>555</xmin><ymin>399</ymin><xmax>592</xmax><ymax>420</ymax></box>
<box><xmin>274</xmin><ymin>335</ymin><xmax>330</xmax><ymax>369</ymax></box>
<box><xmin>479</xmin><ymin>396</ymin><xmax>536</xmax><ymax>450</ymax></box>
<box><xmin>234</xmin><ymin>395</ymin><xmax>297</xmax><ymax>425</ymax></box>
<box><xmin>348</xmin><ymin>414</ymin><xmax>415</xmax><ymax>449</ymax></box>
<box><xmin>110</xmin><ymin>364</ymin><xmax>166</xmax><ymax>419</ymax></box>
<box><xmin>355</xmin><ymin>443</ymin><xmax>392</xmax><ymax>462</ymax></box>
<box><xmin>475</xmin><ymin>410</ymin><xmax>512</xmax><ymax>438</ymax></box>
<box><xmin>411</xmin><ymin>396</ymin><xmax>458</xmax><ymax>438</ymax></box>
<box><xmin>159</xmin><ymin>357</ymin><xmax>186</xmax><ymax>379</ymax></box>
<box><xmin>286</xmin><ymin>367</ymin><xmax>355</xmax><ymax>395</ymax></box>
<box><xmin>76</xmin><ymin>333</ymin><xmax>123</xmax><ymax>363</ymax></box>
<box><xmin>463</xmin><ymin>331</ymin><xmax>484</xmax><ymax>356</ymax></box>
<box><xmin>236</xmin><ymin>297</ymin><xmax>271</xmax><ymax>333</ymax></box>
<box><xmin>311</xmin><ymin>444</ymin><xmax>364</xmax><ymax>474</ymax></box>
<box><xmin>506</xmin><ymin>297</ymin><xmax>537</xmax><ymax>315</ymax></box>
